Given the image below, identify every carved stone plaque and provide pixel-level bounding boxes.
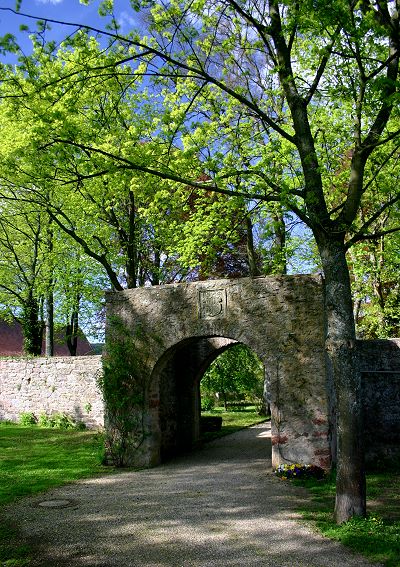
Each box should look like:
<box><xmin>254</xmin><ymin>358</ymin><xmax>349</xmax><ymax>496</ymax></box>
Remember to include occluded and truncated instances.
<box><xmin>198</xmin><ymin>289</ymin><xmax>227</xmax><ymax>319</ymax></box>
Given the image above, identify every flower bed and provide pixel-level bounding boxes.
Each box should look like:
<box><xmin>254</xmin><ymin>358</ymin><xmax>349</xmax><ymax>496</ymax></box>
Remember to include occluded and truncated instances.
<box><xmin>275</xmin><ymin>463</ymin><xmax>325</xmax><ymax>480</ymax></box>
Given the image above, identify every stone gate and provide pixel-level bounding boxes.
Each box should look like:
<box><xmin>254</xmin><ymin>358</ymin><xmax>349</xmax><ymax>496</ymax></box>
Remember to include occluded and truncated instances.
<box><xmin>104</xmin><ymin>275</ymin><xmax>332</xmax><ymax>469</ymax></box>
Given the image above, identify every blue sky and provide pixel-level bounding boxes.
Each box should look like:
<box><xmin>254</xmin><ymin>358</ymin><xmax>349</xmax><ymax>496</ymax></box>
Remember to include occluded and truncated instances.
<box><xmin>0</xmin><ymin>0</ymin><xmax>138</xmax><ymax>60</ymax></box>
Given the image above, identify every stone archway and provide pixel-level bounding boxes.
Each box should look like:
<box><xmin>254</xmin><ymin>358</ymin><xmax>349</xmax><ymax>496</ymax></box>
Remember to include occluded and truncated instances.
<box><xmin>155</xmin><ymin>336</ymin><xmax>240</xmax><ymax>461</ymax></box>
<box><xmin>104</xmin><ymin>275</ymin><xmax>332</xmax><ymax>470</ymax></box>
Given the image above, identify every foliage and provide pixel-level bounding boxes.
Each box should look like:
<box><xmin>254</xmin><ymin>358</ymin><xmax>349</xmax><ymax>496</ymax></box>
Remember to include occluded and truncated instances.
<box><xmin>350</xmin><ymin>232</ymin><xmax>400</xmax><ymax>338</ymax></box>
<box><xmin>0</xmin><ymin>34</ymin><xmax>252</xmax><ymax>292</ymax></box>
<box><xmin>200</xmin><ymin>396</ymin><xmax>215</xmax><ymax>412</ymax></box>
<box><xmin>37</xmin><ymin>412</ymin><xmax>86</xmax><ymax>430</ymax></box>
<box><xmin>18</xmin><ymin>412</ymin><xmax>37</xmax><ymax>426</ymax></box>
<box><xmin>18</xmin><ymin>411</ymin><xmax>85</xmax><ymax>429</ymax></box>
<box><xmin>201</xmin><ymin>344</ymin><xmax>264</xmax><ymax>410</ymax></box>
<box><xmin>0</xmin><ymin>198</ymin><xmax>46</xmax><ymax>355</ymax></box>
<box><xmin>101</xmin><ymin>316</ymin><xmax>153</xmax><ymax>466</ymax></box>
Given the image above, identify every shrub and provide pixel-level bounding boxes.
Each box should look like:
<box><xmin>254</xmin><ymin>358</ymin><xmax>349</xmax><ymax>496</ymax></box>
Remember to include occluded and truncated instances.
<box><xmin>38</xmin><ymin>412</ymin><xmax>85</xmax><ymax>430</ymax></box>
<box><xmin>19</xmin><ymin>412</ymin><xmax>37</xmax><ymax>426</ymax></box>
<box><xmin>38</xmin><ymin>412</ymin><xmax>51</xmax><ymax>428</ymax></box>
<box><xmin>201</xmin><ymin>396</ymin><xmax>215</xmax><ymax>411</ymax></box>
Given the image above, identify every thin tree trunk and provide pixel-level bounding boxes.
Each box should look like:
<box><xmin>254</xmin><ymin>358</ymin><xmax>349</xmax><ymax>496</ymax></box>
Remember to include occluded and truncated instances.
<box><xmin>22</xmin><ymin>292</ymin><xmax>42</xmax><ymax>356</ymax></box>
<box><xmin>44</xmin><ymin>291</ymin><xmax>54</xmax><ymax>356</ymax></box>
<box><xmin>152</xmin><ymin>247</ymin><xmax>161</xmax><ymax>285</ymax></box>
<box><xmin>45</xmin><ymin>218</ymin><xmax>54</xmax><ymax>356</ymax></box>
<box><xmin>66</xmin><ymin>292</ymin><xmax>80</xmax><ymax>356</ymax></box>
<box><xmin>272</xmin><ymin>211</ymin><xmax>287</xmax><ymax>275</ymax></box>
<box><xmin>66</xmin><ymin>308</ymin><xmax>79</xmax><ymax>356</ymax></box>
<box><xmin>317</xmin><ymin>235</ymin><xmax>366</xmax><ymax>523</ymax></box>
<box><xmin>126</xmin><ymin>190</ymin><xmax>137</xmax><ymax>289</ymax></box>
<box><xmin>245</xmin><ymin>215</ymin><xmax>260</xmax><ymax>276</ymax></box>
<box><xmin>353</xmin><ymin>297</ymin><xmax>362</xmax><ymax>327</ymax></box>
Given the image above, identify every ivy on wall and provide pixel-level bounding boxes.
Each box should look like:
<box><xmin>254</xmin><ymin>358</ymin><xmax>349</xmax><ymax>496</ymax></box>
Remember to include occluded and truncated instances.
<box><xmin>101</xmin><ymin>316</ymin><xmax>148</xmax><ymax>466</ymax></box>
<box><xmin>101</xmin><ymin>315</ymin><xmax>164</xmax><ymax>467</ymax></box>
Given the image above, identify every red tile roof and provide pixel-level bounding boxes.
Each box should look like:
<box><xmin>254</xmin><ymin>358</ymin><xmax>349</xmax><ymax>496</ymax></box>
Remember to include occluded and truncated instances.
<box><xmin>0</xmin><ymin>320</ymin><xmax>93</xmax><ymax>356</ymax></box>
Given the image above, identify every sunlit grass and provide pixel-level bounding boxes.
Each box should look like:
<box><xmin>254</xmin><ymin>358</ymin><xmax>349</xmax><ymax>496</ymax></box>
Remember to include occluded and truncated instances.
<box><xmin>0</xmin><ymin>423</ymin><xmax>109</xmax><ymax>566</ymax></box>
<box><xmin>295</xmin><ymin>470</ymin><xmax>400</xmax><ymax>567</ymax></box>
<box><xmin>0</xmin><ymin>423</ymin><xmax>107</xmax><ymax>506</ymax></box>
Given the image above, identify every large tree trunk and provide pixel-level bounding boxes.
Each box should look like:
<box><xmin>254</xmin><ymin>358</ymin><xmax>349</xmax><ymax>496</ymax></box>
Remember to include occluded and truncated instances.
<box><xmin>317</xmin><ymin>235</ymin><xmax>366</xmax><ymax>523</ymax></box>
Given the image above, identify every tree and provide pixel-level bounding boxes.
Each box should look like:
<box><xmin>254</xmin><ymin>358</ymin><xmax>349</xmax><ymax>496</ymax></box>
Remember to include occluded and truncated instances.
<box><xmin>0</xmin><ymin>184</ymin><xmax>109</xmax><ymax>355</ymax></box>
<box><xmin>124</xmin><ymin>0</ymin><xmax>400</xmax><ymax>523</ymax></box>
<box><xmin>0</xmin><ymin>198</ymin><xmax>45</xmax><ymax>354</ymax></box>
<box><xmin>2</xmin><ymin>0</ymin><xmax>400</xmax><ymax>522</ymax></box>
<box><xmin>201</xmin><ymin>344</ymin><xmax>264</xmax><ymax>411</ymax></box>
<box><xmin>0</xmin><ymin>32</ymin><xmax>254</xmax><ymax>289</ymax></box>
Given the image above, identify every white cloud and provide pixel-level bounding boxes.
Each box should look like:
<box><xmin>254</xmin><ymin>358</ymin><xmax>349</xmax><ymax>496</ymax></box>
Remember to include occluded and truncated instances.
<box><xmin>118</xmin><ymin>11</ymin><xmax>136</xmax><ymax>31</ymax></box>
<box><xmin>35</xmin><ymin>0</ymin><xmax>64</xmax><ymax>5</ymax></box>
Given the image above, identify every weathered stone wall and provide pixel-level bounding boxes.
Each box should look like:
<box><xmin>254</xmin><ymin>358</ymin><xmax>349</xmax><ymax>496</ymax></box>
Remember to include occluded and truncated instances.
<box><xmin>1</xmin><ymin>284</ymin><xmax>398</xmax><ymax>471</ymax></box>
<box><xmin>0</xmin><ymin>356</ymin><xmax>103</xmax><ymax>428</ymax></box>
<box><xmin>359</xmin><ymin>339</ymin><xmax>400</xmax><ymax>465</ymax></box>
<box><xmin>359</xmin><ymin>338</ymin><xmax>400</xmax><ymax>371</ymax></box>
<box><xmin>105</xmin><ymin>275</ymin><xmax>331</xmax><ymax>469</ymax></box>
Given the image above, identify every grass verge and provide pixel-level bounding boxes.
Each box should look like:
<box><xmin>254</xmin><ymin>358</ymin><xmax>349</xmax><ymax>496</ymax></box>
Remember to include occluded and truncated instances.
<box><xmin>0</xmin><ymin>423</ymin><xmax>109</xmax><ymax>567</ymax></box>
<box><xmin>294</xmin><ymin>470</ymin><xmax>400</xmax><ymax>567</ymax></box>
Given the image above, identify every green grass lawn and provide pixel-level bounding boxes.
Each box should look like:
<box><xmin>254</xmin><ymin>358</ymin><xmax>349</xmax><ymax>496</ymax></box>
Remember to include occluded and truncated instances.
<box><xmin>0</xmin><ymin>423</ymin><xmax>109</xmax><ymax>566</ymax></box>
<box><xmin>200</xmin><ymin>406</ymin><xmax>268</xmax><ymax>442</ymax></box>
<box><xmin>0</xmin><ymin>423</ymin><xmax>108</xmax><ymax>506</ymax></box>
<box><xmin>295</xmin><ymin>470</ymin><xmax>400</xmax><ymax>567</ymax></box>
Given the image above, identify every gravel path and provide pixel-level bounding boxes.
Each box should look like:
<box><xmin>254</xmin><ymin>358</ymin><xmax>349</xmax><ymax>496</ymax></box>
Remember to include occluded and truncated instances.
<box><xmin>5</xmin><ymin>422</ymin><xmax>380</xmax><ymax>566</ymax></box>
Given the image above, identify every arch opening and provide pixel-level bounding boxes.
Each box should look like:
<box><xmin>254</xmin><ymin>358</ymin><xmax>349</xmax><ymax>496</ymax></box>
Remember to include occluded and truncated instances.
<box><xmin>151</xmin><ymin>336</ymin><xmax>269</xmax><ymax>462</ymax></box>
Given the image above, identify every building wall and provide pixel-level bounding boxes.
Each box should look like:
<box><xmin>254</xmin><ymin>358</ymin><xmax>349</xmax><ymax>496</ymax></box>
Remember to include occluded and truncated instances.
<box><xmin>0</xmin><ymin>355</ymin><xmax>103</xmax><ymax>428</ymax></box>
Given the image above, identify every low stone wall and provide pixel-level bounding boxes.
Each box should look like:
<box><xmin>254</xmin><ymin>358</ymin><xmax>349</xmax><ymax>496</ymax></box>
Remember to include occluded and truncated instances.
<box><xmin>0</xmin><ymin>356</ymin><xmax>103</xmax><ymax>428</ymax></box>
<box><xmin>1</xmin><ymin>337</ymin><xmax>400</xmax><ymax>467</ymax></box>
<box><xmin>359</xmin><ymin>339</ymin><xmax>400</xmax><ymax>466</ymax></box>
<box><xmin>363</xmin><ymin>371</ymin><xmax>400</xmax><ymax>465</ymax></box>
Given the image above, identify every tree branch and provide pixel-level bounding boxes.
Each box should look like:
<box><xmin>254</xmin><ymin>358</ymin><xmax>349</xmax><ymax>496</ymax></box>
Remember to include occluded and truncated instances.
<box><xmin>305</xmin><ymin>24</ymin><xmax>342</xmax><ymax>105</ymax></box>
<box><xmin>0</xmin><ymin>7</ymin><xmax>295</xmax><ymax>144</ymax></box>
<box><xmin>346</xmin><ymin>226</ymin><xmax>400</xmax><ymax>247</ymax></box>
<box><xmin>345</xmin><ymin>192</ymin><xmax>400</xmax><ymax>249</ymax></box>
